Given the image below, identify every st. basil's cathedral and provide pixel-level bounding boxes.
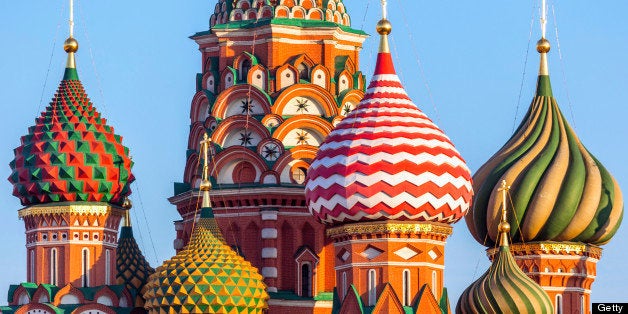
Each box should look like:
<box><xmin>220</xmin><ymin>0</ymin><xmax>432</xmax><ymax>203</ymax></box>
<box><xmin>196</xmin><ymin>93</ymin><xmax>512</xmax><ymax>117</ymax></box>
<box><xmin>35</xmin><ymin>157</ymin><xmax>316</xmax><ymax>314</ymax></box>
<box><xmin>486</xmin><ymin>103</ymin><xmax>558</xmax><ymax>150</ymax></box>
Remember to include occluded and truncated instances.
<box><xmin>1</xmin><ymin>0</ymin><xmax>623</xmax><ymax>313</ymax></box>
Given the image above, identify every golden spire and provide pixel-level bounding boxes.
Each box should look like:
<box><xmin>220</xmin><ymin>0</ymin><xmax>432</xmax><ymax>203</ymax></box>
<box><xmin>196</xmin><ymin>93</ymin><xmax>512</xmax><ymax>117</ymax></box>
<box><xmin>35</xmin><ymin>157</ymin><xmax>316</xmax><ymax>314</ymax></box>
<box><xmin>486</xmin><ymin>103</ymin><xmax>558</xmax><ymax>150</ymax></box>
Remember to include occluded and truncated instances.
<box><xmin>63</xmin><ymin>0</ymin><xmax>78</xmax><ymax>69</ymax></box>
<box><xmin>376</xmin><ymin>0</ymin><xmax>392</xmax><ymax>53</ymax></box>
<box><xmin>497</xmin><ymin>180</ymin><xmax>511</xmax><ymax>246</ymax></box>
<box><xmin>536</xmin><ymin>0</ymin><xmax>550</xmax><ymax>76</ymax></box>
<box><xmin>199</xmin><ymin>133</ymin><xmax>213</xmax><ymax>209</ymax></box>
<box><xmin>122</xmin><ymin>197</ymin><xmax>133</xmax><ymax>227</ymax></box>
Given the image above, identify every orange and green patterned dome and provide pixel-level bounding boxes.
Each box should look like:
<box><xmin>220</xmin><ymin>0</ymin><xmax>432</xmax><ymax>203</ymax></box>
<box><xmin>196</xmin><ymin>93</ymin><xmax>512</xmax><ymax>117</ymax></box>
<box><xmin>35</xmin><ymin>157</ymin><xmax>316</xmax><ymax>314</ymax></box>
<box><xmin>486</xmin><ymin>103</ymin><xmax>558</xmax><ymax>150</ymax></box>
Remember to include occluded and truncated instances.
<box><xmin>467</xmin><ymin>39</ymin><xmax>623</xmax><ymax>246</ymax></box>
<box><xmin>143</xmin><ymin>207</ymin><xmax>268</xmax><ymax>313</ymax></box>
<box><xmin>8</xmin><ymin>58</ymin><xmax>134</xmax><ymax>206</ymax></box>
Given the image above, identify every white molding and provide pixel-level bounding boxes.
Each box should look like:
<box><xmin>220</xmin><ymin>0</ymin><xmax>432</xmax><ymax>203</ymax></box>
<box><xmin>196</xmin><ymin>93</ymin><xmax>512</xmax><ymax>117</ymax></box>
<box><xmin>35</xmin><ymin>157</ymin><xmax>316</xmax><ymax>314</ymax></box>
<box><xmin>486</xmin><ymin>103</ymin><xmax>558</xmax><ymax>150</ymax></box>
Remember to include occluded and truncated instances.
<box><xmin>335</xmin><ymin>261</ymin><xmax>444</xmax><ymax>271</ymax></box>
<box><xmin>262</xmin><ymin>267</ymin><xmax>278</xmax><ymax>278</ymax></box>
<box><xmin>261</xmin><ymin>211</ymin><xmax>278</xmax><ymax>221</ymax></box>
<box><xmin>262</xmin><ymin>248</ymin><xmax>278</xmax><ymax>258</ymax></box>
<box><xmin>261</xmin><ymin>228</ymin><xmax>278</xmax><ymax>239</ymax></box>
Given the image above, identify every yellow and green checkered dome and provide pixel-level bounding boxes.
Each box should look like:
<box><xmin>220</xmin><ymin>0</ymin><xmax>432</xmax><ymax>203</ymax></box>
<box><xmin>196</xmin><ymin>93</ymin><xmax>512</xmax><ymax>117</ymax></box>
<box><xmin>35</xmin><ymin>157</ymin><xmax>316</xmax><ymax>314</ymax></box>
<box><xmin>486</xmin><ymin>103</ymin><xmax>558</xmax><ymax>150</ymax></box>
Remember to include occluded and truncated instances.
<box><xmin>143</xmin><ymin>207</ymin><xmax>268</xmax><ymax>313</ymax></box>
<box><xmin>116</xmin><ymin>224</ymin><xmax>155</xmax><ymax>307</ymax></box>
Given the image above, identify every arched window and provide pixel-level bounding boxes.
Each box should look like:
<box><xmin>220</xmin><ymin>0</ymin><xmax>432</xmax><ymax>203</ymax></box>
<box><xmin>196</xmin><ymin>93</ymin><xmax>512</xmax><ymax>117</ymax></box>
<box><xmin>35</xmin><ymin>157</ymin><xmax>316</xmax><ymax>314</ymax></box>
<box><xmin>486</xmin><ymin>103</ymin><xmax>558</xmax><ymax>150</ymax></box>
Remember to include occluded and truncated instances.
<box><xmin>50</xmin><ymin>248</ymin><xmax>58</xmax><ymax>286</ymax></box>
<box><xmin>240</xmin><ymin>59</ymin><xmax>252</xmax><ymax>81</ymax></box>
<box><xmin>297</xmin><ymin>63</ymin><xmax>309</xmax><ymax>81</ymax></box>
<box><xmin>556</xmin><ymin>294</ymin><xmax>563</xmax><ymax>314</ymax></box>
<box><xmin>291</xmin><ymin>167</ymin><xmax>307</xmax><ymax>184</ymax></box>
<box><xmin>105</xmin><ymin>249</ymin><xmax>111</xmax><ymax>285</ymax></box>
<box><xmin>368</xmin><ymin>269</ymin><xmax>377</xmax><ymax>306</ymax></box>
<box><xmin>82</xmin><ymin>248</ymin><xmax>90</xmax><ymax>287</ymax></box>
<box><xmin>431</xmin><ymin>271</ymin><xmax>437</xmax><ymax>297</ymax></box>
<box><xmin>402</xmin><ymin>269</ymin><xmax>411</xmax><ymax>306</ymax></box>
<box><xmin>341</xmin><ymin>272</ymin><xmax>347</xmax><ymax>300</ymax></box>
<box><xmin>301</xmin><ymin>263</ymin><xmax>312</xmax><ymax>297</ymax></box>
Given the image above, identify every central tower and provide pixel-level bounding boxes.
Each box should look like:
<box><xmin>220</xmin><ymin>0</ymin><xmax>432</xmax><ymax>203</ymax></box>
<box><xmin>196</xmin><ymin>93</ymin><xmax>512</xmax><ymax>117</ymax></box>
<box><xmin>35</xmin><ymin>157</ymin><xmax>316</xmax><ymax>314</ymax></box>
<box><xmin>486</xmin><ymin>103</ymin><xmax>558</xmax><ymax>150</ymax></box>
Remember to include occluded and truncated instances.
<box><xmin>169</xmin><ymin>0</ymin><xmax>367</xmax><ymax>312</ymax></box>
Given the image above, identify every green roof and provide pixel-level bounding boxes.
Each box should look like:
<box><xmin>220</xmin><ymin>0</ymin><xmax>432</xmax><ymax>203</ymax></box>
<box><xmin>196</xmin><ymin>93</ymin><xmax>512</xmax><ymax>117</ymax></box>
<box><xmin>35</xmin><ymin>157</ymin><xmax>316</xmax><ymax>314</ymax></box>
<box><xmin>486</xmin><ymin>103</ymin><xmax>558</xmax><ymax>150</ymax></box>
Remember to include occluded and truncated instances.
<box><xmin>192</xmin><ymin>18</ymin><xmax>367</xmax><ymax>38</ymax></box>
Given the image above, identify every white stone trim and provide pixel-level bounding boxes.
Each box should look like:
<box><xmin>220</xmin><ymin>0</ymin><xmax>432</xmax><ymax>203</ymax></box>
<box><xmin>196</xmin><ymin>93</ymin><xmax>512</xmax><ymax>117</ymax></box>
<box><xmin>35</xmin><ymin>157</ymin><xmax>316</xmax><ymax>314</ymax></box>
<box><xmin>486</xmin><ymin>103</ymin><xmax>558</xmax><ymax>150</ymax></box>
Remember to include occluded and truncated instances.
<box><xmin>261</xmin><ymin>211</ymin><xmax>278</xmax><ymax>221</ymax></box>
<box><xmin>540</xmin><ymin>286</ymin><xmax>591</xmax><ymax>294</ymax></box>
<box><xmin>261</xmin><ymin>228</ymin><xmax>278</xmax><ymax>239</ymax></box>
<box><xmin>334</xmin><ymin>238</ymin><xmax>446</xmax><ymax>246</ymax></box>
<box><xmin>335</xmin><ymin>261</ymin><xmax>444</xmax><ymax>271</ymax></box>
<box><xmin>262</xmin><ymin>248</ymin><xmax>278</xmax><ymax>258</ymax></box>
<box><xmin>262</xmin><ymin>267</ymin><xmax>278</xmax><ymax>278</ymax></box>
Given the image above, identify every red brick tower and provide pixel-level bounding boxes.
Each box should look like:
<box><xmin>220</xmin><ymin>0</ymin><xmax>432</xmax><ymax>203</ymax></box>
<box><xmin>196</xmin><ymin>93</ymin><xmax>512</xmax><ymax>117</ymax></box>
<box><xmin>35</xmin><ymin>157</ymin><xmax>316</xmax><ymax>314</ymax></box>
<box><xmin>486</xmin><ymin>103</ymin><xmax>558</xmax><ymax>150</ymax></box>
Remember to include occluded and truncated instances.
<box><xmin>169</xmin><ymin>1</ymin><xmax>367</xmax><ymax>312</ymax></box>
<box><xmin>305</xmin><ymin>7</ymin><xmax>473</xmax><ymax>314</ymax></box>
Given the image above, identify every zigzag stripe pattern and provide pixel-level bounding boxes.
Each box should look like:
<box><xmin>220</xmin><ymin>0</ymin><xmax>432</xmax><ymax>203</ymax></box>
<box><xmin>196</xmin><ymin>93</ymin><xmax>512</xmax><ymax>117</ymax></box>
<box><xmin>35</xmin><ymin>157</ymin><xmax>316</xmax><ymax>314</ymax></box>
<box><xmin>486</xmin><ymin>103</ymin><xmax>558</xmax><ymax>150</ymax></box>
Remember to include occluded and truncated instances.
<box><xmin>305</xmin><ymin>52</ymin><xmax>472</xmax><ymax>225</ymax></box>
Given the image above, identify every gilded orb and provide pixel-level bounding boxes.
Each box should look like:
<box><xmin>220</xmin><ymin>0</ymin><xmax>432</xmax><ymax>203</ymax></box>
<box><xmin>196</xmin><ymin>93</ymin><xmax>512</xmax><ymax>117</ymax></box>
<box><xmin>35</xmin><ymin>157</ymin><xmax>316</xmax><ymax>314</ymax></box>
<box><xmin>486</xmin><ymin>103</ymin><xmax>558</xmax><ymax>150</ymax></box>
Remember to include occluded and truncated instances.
<box><xmin>122</xmin><ymin>197</ymin><xmax>133</xmax><ymax>210</ymax></box>
<box><xmin>64</xmin><ymin>37</ymin><xmax>79</xmax><ymax>53</ymax></box>
<box><xmin>498</xmin><ymin>221</ymin><xmax>511</xmax><ymax>233</ymax></box>
<box><xmin>200</xmin><ymin>179</ymin><xmax>212</xmax><ymax>191</ymax></box>
<box><xmin>536</xmin><ymin>38</ymin><xmax>551</xmax><ymax>53</ymax></box>
<box><xmin>376</xmin><ymin>19</ymin><xmax>392</xmax><ymax>35</ymax></box>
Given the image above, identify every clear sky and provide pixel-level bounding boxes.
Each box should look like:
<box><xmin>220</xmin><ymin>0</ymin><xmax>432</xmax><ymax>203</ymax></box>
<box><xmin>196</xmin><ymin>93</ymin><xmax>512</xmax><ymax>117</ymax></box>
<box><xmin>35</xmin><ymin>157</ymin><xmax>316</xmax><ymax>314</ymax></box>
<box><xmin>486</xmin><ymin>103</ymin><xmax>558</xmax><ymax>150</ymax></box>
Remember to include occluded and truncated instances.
<box><xmin>1</xmin><ymin>0</ymin><xmax>626</xmax><ymax>306</ymax></box>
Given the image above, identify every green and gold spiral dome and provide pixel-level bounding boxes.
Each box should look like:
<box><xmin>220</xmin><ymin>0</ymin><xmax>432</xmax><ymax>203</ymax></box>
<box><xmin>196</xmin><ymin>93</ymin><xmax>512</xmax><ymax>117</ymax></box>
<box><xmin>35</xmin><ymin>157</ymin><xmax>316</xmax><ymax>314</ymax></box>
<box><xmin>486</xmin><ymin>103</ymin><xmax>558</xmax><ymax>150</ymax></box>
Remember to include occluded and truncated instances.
<box><xmin>467</xmin><ymin>38</ymin><xmax>623</xmax><ymax>247</ymax></box>
<box><xmin>457</xmin><ymin>182</ymin><xmax>553</xmax><ymax>313</ymax></box>
<box><xmin>143</xmin><ymin>143</ymin><xmax>268</xmax><ymax>313</ymax></box>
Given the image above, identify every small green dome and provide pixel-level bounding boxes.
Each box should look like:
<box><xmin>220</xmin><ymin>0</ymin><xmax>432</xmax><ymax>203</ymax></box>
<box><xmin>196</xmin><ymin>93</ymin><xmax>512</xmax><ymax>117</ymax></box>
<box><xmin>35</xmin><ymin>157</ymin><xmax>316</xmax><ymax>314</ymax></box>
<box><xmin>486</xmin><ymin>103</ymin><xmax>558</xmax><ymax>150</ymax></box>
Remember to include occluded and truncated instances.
<box><xmin>456</xmin><ymin>243</ymin><xmax>554</xmax><ymax>314</ymax></box>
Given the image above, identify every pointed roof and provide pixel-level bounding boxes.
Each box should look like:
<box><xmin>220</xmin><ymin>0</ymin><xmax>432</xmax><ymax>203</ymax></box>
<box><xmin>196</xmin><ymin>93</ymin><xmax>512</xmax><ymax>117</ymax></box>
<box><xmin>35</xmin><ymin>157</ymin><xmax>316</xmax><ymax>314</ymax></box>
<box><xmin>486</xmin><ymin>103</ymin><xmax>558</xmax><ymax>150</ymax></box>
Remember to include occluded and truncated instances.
<box><xmin>467</xmin><ymin>35</ymin><xmax>623</xmax><ymax>246</ymax></box>
<box><xmin>143</xmin><ymin>134</ymin><xmax>268</xmax><ymax>313</ymax></box>
<box><xmin>457</xmin><ymin>181</ymin><xmax>553</xmax><ymax>313</ymax></box>
<box><xmin>116</xmin><ymin>206</ymin><xmax>155</xmax><ymax>307</ymax></box>
<box><xmin>305</xmin><ymin>17</ymin><xmax>472</xmax><ymax>226</ymax></box>
<box><xmin>8</xmin><ymin>34</ymin><xmax>134</xmax><ymax>206</ymax></box>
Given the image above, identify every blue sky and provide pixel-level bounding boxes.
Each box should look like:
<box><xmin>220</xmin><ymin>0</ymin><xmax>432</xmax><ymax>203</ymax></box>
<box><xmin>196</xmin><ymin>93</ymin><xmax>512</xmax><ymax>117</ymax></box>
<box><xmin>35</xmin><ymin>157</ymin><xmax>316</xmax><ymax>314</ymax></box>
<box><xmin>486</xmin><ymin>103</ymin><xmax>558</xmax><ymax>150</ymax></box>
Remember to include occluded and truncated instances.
<box><xmin>0</xmin><ymin>0</ymin><xmax>626</xmax><ymax>305</ymax></box>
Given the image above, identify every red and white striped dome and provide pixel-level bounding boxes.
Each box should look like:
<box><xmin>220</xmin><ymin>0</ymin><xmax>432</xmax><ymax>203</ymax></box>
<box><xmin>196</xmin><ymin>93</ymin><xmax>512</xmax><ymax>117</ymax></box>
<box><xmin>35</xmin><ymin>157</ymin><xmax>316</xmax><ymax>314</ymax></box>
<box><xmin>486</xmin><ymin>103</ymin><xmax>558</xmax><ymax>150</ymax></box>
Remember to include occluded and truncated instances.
<box><xmin>305</xmin><ymin>51</ymin><xmax>473</xmax><ymax>226</ymax></box>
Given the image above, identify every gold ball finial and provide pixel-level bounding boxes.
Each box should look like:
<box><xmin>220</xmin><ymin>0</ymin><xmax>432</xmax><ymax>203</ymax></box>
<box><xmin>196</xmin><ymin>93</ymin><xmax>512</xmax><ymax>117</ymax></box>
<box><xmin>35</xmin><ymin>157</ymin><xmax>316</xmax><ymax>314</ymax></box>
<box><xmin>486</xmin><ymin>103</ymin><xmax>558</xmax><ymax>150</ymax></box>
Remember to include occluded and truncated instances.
<box><xmin>498</xmin><ymin>221</ymin><xmax>511</xmax><ymax>233</ymax></box>
<box><xmin>64</xmin><ymin>37</ymin><xmax>79</xmax><ymax>53</ymax></box>
<box><xmin>376</xmin><ymin>19</ymin><xmax>392</xmax><ymax>35</ymax></box>
<box><xmin>536</xmin><ymin>38</ymin><xmax>551</xmax><ymax>53</ymax></box>
<box><xmin>200</xmin><ymin>179</ymin><xmax>212</xmax><ymax>191</ymax></box>
<box><xmin>122</xmin><ymin>197</ymin><xmax>133</xmax><ymax>210</ymax></box>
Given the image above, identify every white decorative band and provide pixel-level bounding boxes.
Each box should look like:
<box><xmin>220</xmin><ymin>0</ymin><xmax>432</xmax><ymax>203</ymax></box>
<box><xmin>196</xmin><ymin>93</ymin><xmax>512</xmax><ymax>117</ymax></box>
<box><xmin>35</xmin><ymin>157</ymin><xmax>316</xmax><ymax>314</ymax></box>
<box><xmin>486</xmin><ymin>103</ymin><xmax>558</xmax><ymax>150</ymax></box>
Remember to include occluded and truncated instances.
<box><xmin>261</xmin><ymin>228</ymin><xmax>278</xmax><ymax>239</ymax></box>
<box><xmin>262</xmin><ymin>267</ymin><xmax>278</xmax><ymax>278</ymax></box>
<box><xmin>267</xmin><ymin>287</ymin><xmax>278</xmax><ymax>293</ymax></box>
<box><xmin>261</xmin><ymin>211</ymin><xmax>278</xmax><ymax>221</ymax></box>
<box><xmin>262</xmin><ymin>248</ymin><xmax>278</xmax><ymax>258</ymax></box>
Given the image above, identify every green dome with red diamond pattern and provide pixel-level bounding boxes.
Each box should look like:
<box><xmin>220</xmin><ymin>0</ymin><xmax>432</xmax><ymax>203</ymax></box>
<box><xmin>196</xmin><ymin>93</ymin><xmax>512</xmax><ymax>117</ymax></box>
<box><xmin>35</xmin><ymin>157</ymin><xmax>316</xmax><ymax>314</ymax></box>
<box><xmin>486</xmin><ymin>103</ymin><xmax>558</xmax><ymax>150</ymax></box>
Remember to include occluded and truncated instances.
<box><xmin>8</xmin><ymin>63</ymin><xmax>134</xmax><ymax>206</ymax></box>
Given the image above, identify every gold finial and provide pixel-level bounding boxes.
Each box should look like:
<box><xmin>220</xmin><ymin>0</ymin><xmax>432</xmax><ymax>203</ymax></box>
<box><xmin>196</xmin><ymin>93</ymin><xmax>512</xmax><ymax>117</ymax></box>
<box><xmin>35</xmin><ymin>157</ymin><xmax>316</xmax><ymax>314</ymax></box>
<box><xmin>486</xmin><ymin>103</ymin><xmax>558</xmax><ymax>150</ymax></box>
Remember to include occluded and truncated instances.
<box><xmin>377</xmin><ymin>0</ymin><xmax>391</xmax><ymax>53</ymax></box>
<box><xmin>200</xmin><ymin>133</ymin><xmax>213</xmax><ymax>192</ymax></box>
<box><xmin>122</xmin><ymin>197</ymin><xmax>132</xmax><ymax>227</ymax></box>
<box><xmin>64</xmin><ymin>0</ymin><xmax>78</xmax><ymax>68</ymax></box>
<box><xmin>497</xmin><ymin>180</ymin><xmax>511</xmax><ymax>246</ymax></box>
<box><xmin>537</xmin><ymin>0</ymin><xmax>550</xmax><ymax>76</ymax></box>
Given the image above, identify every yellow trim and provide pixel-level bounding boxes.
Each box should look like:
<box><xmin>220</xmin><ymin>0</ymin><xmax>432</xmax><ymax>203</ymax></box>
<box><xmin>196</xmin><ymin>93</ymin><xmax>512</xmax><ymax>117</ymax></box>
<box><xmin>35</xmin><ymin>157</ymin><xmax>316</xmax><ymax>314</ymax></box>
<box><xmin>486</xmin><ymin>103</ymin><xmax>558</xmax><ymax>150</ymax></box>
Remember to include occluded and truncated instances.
<box><xmin>327</xmin><ymin>221</ymin><xmax>452</xmax><ymax>238</ymax></box>
<box><xmin>18</xmin><ymin>204</ymin><xmax>123</xmax><ymax>218</ymax></box>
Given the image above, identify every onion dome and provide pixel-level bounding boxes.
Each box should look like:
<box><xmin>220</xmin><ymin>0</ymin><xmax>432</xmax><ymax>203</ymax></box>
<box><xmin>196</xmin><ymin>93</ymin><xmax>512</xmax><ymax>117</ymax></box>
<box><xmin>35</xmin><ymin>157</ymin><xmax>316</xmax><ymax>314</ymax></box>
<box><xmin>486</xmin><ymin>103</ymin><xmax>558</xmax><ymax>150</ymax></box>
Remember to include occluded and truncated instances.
<box><xmin>8</xmin><ymin>36</ymin><xmax>134</xmax><ymax>206</ymax></box>
<box><xmin>144</xmin><ymin>134</ymin><xmax>268</xmax><ymax>313</ymax></box>
<box><xmin>457</xmin><ymin>182</ymin><xmax>553</xmax><ymax>314</ymax></box>
<box><xmin>210</xmin><ymin>0</ymin><xmax>351</xmax><ymax>28</ymax></box>
<box><xmin>305</xmin><ymin>18</ymin><xmax>473</xmax><ymax>225</ymax></box>
<box><xmin>467</xmin><ymin>37</ymin><xmax>623</xmax><ymax>246</ymax></box>
<box><xmin>116</xmin><ymin>202</ymin><xmax>155</xmax><ymax>307</ymax></box>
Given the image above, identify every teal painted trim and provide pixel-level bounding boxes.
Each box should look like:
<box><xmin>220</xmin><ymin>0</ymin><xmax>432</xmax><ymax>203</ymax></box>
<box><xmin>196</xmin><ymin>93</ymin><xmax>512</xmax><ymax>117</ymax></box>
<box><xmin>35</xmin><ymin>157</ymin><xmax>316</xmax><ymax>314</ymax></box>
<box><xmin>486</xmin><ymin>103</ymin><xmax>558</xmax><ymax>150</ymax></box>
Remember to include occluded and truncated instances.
<box><xmin>192</xmin><ymin>18</ymin><xmax>368</xmax><ymax>38</ymax></box>
<box><xmin>314</xmin><ymin>292</ymin><xmax>334</xmax><ymax>301</ymax></box>
<box><xmin>200</xmin><ymin>206</ymin><xmax>215</xmax><ymax>218</ymax></box>
<box><xmin>63</xmin><ymin>67</ymin><xmax>79</xmax><ymax>81</ymax></box>
<box><xmin>536</xmin><ymin>75</ymin><xmax>553</xmax><ymax>97</ymax></box>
